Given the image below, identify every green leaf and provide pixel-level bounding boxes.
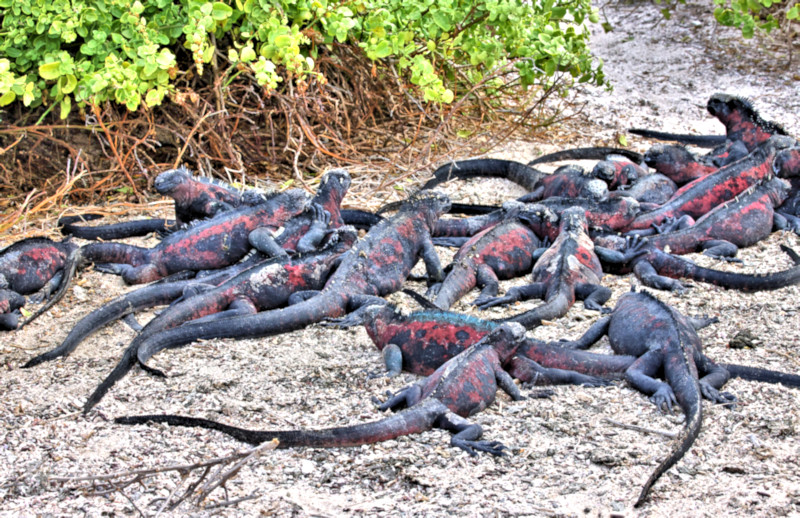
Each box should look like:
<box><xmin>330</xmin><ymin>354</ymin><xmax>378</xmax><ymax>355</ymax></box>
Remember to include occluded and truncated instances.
<box><xmin>60</xmin><ymin>96</ymin><xmax>71</xmax><ymax>119</ymax></box>
<box><xmin>373</xmin><ymin>40</ymin><xmax>392</xmax><ymax>58</ymax></box>
<box><xmin>59</xmin><ymin>74</ymin><xmax>77</xmax><ymax>94</ymax></box>
<box><xmin>274</xmin><ymin>34</ymin><xmax>293</xmax><ymax>47</ymax></box>
<box><xmin>0</xmin><ymin>91</ymin><xmax>16</xmax><ymax>106</ymax></box>
<box><xmin>617</xmin><ymin>134</ymin><xmax>628</xmax><ymax>146</ymax></box>
<box><xmin>38</xmin><ymin>62</ymin><xmax>61</xmax><ymax>80</ymax></box>
<box><xmin>432</xmin><ymin>11</ymin><xmax>451</xmax><ymax>31</ymax></box>
<box><xmin>211</xmin><ymin>2</ymin><xmax>233</xmax><ymax>21</ymax></box>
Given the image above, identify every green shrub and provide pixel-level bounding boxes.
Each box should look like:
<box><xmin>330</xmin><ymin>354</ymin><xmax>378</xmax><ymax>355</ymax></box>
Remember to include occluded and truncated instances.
<box><xmin>713</xmin><ymin>0</ymin><xmax>799</xmax><ymax>39</ymax></box>
<box><xmin>0</xmin><ymin>0</ymin><xmax>604</xmax><ymax>119</ymax></box>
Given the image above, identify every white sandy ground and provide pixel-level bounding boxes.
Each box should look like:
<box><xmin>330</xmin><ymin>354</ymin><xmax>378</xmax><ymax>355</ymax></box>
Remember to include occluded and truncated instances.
<box><xmin>2</xmin><ymin>0</ymin><xmax>800</xmax><ymax>516</ymax></box>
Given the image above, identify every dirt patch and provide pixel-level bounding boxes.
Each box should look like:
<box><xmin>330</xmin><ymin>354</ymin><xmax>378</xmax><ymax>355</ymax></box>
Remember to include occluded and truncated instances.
<box><xmin>2</xmin><ymin>0</ymin><xmax>800</xmax><ymax>516</ymax></box>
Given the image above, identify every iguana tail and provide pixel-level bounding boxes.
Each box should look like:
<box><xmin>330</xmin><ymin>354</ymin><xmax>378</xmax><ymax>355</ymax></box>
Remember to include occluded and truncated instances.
<box><xmin>628</xmin><ymin>129</ymin><xmax>726</xmax><ymax>148</ymax></box>
<box><xmin>649</xmin><ymin>247</ymin><xmax>800</xmax><ymax>292</ymax></box>
<box><xmin>59</xmin><ymin>214</ymin><xmax>174</xmax><ymax>240</ymax></box>
<box><xmin>422</xmin><ymin>159</ymin><xmax>546</xmax><ymax>191</ymax></box>
<box><xmin>528</xmin><ymin>147</ymin><xmax>644</xmax><ymax>166</ymax></box>
<box><xmin>635</xmin><ymin>339</ymin><xmax>703</xmax><ymax>507</ymax></box>
<box><xmin>115</xmin><ymin>399</ymin><xmax>445</xmax><ymax>448</ymax></box>
<box><xmin>723</xmin><ymin>364</ymin><xmax>800</xmax><ymax>387</ymax></box>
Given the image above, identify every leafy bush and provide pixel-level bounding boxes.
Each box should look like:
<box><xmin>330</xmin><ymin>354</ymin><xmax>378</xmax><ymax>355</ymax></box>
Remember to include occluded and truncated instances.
<box><xmin>713</xmin><ymin>0</ymin><xmax>799</xmax><ymax>39</ymax></box>
<box><xmin>0</xmin><ymin>0</ymin><xmax>604</xmax><ymax>119</ymax></box>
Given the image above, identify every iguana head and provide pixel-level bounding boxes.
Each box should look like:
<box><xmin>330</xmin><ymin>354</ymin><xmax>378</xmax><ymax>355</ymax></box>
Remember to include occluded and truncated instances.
<box><xmin>485</xmin><ymin>322</ymin><xmax>527</xmax><ymax>362</ymax></box>
<box><xmin>403</xmin><ymin>191</ymin><xmax>451</xmax><ymax>227</ymax></box>
<box><xmin>317</xmin><ymin>169</ymin><xmax>352</xmax><ymax>197</ymax></box>
<box><xmin>559</xmin><ymin>206</ymin><xmax>588</xmax><ymax>234</ymax></box>
<box><xmin>707</xmin><ymin>93</ymin><xmax>788</xmax><ymax>135</ymax></box>
<box><xmin>773</xmin><ymin>147</ymin><xmax>800</xmax><ymax>179</ymax></box>
<box><xmin>154</xmin><ymin>166</ymin><xmax>192</xmax><ymax>194</ymax></box>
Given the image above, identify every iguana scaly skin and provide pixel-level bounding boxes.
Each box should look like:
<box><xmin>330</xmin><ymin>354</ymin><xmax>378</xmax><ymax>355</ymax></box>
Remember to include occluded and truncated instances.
<box><xmin>609</xmin><ymin>178</ymin><xmax>789</xmax><ymax>260</ymax></box>
<box><xmin>643</xmin><ymin>142</ymin><xmax>749</xmax><ymax>185</ymax></box>
<box><xmin>625</xmin><ymin>136</ymin><xmax>795</xmax><ymax>230</ymax></box>
<box><xmin>477</xmin><ymin>207</ymin><xmax>611</xmax><ymax>327</ymax></box>
<box><xmin>80</xmin><ymin>192</ymin><xmax>451</xmax><ymax>412</ymax></box>
<box><xmin>560</xmin><ymin>290</ymin><xmax>737</xmax><ymax>506</ymax></box>
<box><xmin>116</xmin><ymin>323</ymin><xmax>530</xmax><ymax>457</ymax></box>
<box><xmin>352</xmin><ymin>303</ymin><xmax>625</xmax><ymax>386</ymax></box>
<box><xmin>596</xmin><ymin>237</ymin><xmax>800</xmax><ymax>293</ymax></box>
<box><xmin>79</xmin><ymin>189</ymin><xmax>309</xmax><ymax>284</ymax></box>
<box><xmin>21</xmin><ymin>256</ymin><xmax>262</xmax><ymax>368</ymax></box>
<box><xmin>0</xmin><ymin>237</ymin><xmax>81</xmax><ymax>329</ymax></box>
<box><xmin>422</xmin><ymin>158</ymin><xmax>546</xmax><ymax>191</ymax></box>
<box><xmin>83</xmin><ymin>228</ymin><xmax>359</xmax><ymax>410</ymax></box>
<box><xmin>429</xmin><ymin>218</ymin><xmax>545</xmax><ymax>309</ymax></box>
<box><xmin>608</xmin><ymin>173</ymin><xmax>677</xmax><ymax>207</ymax></box>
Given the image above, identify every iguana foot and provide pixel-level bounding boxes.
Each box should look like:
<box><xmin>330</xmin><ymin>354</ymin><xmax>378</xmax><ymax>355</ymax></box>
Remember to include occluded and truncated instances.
<box><xmin>452</xmin><ymin>438</ymin><xmax>507</xmax><ymax>457</ymax></box>
<box><xmin>528</xmin><ymin>389</ymin><xmax>556</xmax><ymax>398</ymax></box>
<box><xmin>700</xmin><ymin>381</ymin><xmax>737</xmax><ymax>408</ymax></box>
<box><xmin>575</xmin><ymin>375</ymin><xmax>613</xmax><ymax>387</ymax></box>
<box><xmin>650</xmin><ymin>385</ymin><xmax>678</xmax><ymax>413</ymax></box>
<box><xmin>475</xmin><ymin>295</ymin><xmax>514</xmax><ymax>310</ymax></box>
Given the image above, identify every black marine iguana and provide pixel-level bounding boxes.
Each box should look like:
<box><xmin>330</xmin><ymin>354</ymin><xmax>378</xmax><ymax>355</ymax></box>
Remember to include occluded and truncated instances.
<box><xmin>117</xmin><ymin>323</ymin><xmax>532</xmax><ymax>456</ymax></box>
<box><xmin>83</xmin><ymin>191</ymin><xmax>451</xmax><ymax>412</ymax></box>
<box><xmin>629</xmin><ymin>93</ymin><xmax>791</xmax><ymax>151</ymax></box>
<box><xmin>476</xmin><ymin>207</ymin><xmax>612</xmax><ymax>327</ymax></box>
<box><xmin>557</xmin><ymin>289</ymin><xmax>740</xmax><ymax>506</ymax></box>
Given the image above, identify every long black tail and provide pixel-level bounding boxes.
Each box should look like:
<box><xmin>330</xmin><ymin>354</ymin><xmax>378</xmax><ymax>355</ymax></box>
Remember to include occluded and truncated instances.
<box><xmin>340</xmin><ymin>209</ymin><xmax>383</xmax><ymax>230</ymax></box>
<box><xmin>59</xmin><ymin>214</ymin><xmax>174</xmax><ymax>240</ymax></box>
<box><xmin>115</xmin><ymin>399</ymin><xmax>443</xmax><ymax>448</ymax></box>
<box><xmin>528</xmin><ymin>147</ymin><xmax>644</xmax><ymax>166</ymax></box>
<box><xmin>628</xmin><ymin>129</ymin><xmax>726</xmax><ymax>148</ymax></box>
<box><xmin>723</xmin><ymin>364</ymin><xmax>800</xmax><ymax>387</ymax></box>
<box><xmin>422</xmin><ymin>159</ymin><xmax>546</xmax><ymax>191</ymax></box>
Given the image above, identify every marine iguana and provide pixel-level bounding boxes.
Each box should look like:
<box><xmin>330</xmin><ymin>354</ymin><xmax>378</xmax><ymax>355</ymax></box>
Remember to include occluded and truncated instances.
<box><xmin>596</xmin><ymin>236</ymin><xmax>800</xmax><ymax>293</ymax></box>
<box><xmin>516</xmin><ymin>165</ymin><xmax>609</xmax><ymax>203</ymax></box>
<box><xmin>340</xmin><ymin>291</ymin><xmax>800</xmax><ymax>390</ymax></box>
<box><xmin>613</xmin><ymin>177</ymin><xmax>789</xmax><ymax>260</ymax></box>
<box><xmin>607</xmin><ymin>173</ymin><xmax>677</xmax><ymax>207</ymax></box>
<box><xmin>82</xmin><ymin>191</ymin><xmax>451</xmax><ymax>412</ymax></box>
<box><xmin>25</xmin><ymin>173</ymin><xmax>353</xmax><ymax>366</ymax></box>
<box><xmin>592</xmin><ymin>157</ymin><xmax>647</xmax><ymax>191</ymax></box>
<box><xmin>429</xmin><ymin>218</ymin><xmax>546</xmax><ymax>309</ymax></box>
<box><xmin>342</xmin><ymin>302</ymin><xmax>627</xmax><ymax>386</ymax></box>
<box><xmin>476</xmin><ymin>207</ymin><xmax>612</xmax><ymax>328</ymax></box>
<box><xmin>20</xmin><ymin>257</ymin><xmax>261</xmax><ymax>368</ymax></box>
<box><xmin>642</xmin><ymin>142</ymin><xmax>749</xmax><ymax>185</ymax></box>
<box><xmin>58</xmin><ymin>167</ymin><xmax>245</xmax><ymax>240</ymax></box>
<box><xmin>624</xmin><ymin>135</ymin><xmax>795</xmax><ymax>231</ymax></box>
<box><xmin>437</xmin><ymin>195</ymin><xmax>640</xmax><ymax>245</ymax></box>
<box><xmin>83</xmin><ymin>227</ymin><xmax>359</xmax><ymax>405</ymax></box>
<box><xmin>629</xmin><ymin>93</ymin><xmax>791</xmax><ymax>151</ymax></box>
<box><xmin>0</xmin><ymin>237</ymin><xmax>82</xmax><ymax>329</ymax></box>
<box><xmin>78</xmin><ymin>189</ymin><xmax>309</xmax><ymax>284</ymax></box>
<box><xmin>557</xmin><ymin>289</ymin><xmax>739</xmax><ymax>506</ymax></box>
<box><xmin>116</xmin><ymin>323</ymin><xmax>531</xmax><ymax>456</ymax></box>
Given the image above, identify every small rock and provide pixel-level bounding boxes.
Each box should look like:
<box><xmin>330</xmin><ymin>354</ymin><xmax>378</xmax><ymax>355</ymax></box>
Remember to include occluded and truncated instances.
<box><xmin>729</xmin><ymin>329</ymin><xmax>758</xmax><ymax>349</ymax></box>
<box><xmin>300</xmin><ymin>459</ymin><xmax>316</xmax><ymax>474</ymax></box>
